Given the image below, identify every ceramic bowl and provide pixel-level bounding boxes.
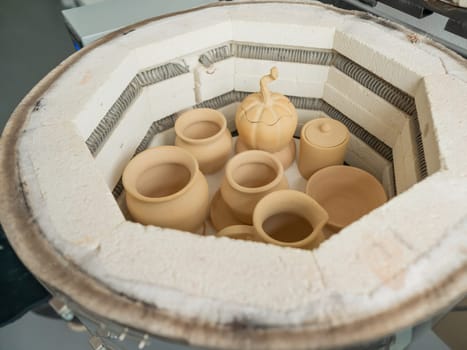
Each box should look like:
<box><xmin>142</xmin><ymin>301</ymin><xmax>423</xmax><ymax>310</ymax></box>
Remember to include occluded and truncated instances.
<box><xmin>305</xmin><ymin>165</ymin><xmax>387</xmax><ymax>231</ymax></box>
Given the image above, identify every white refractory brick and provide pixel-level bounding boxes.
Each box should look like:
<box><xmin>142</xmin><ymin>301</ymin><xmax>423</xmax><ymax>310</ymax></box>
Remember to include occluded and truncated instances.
<box><xmin>234</xmin><ymin>59</ymin><xmax>328</xmax><ymax>98</ymax></box>
<box><xmin>381</xmin><ymin>163</ymin><xmax>396</xmax><ymax>198</ymax></box>
<box><xmin>231</xmin><ymin>21</ymin><xmax>335</xmax><ymax>49</ymax></box>
<box><xmin>95</xmin><ymin>92</ymin><xmax>152</xmax><ymax>189</ymax></box>
<box><xmin>333</xmin><ymin>26</ymin><xmax>445</xmax><ymax>95</ymax></box>
<box><xmin>73</xmin><ymin>50</ymin><xmax>140</xmax><ymax>140</ymax></box>
<box><xmin>344</xmin><ymin>134</ymin><xmax>393</xmax><ymax>193</ymax></box>
<box><xmin>415</xmin><ymin>74</ymin><xmax>467</xmax><ymax>176</ymax></box>
<box><xmin>417</xmin><ymin>42</ymin><xmax>467</xmax><ymax>83</ymax></box>
<box><xmin>145</xmin><ymin>73</ymin><xmax>196</xmax><ymax>119</ymax></box>
<box><xmin>323</xmin><ymin>83</ymin><xmax>396</xmax><ymax>147</ymax></box>
<box><xmin>122</xmin><ymin>11</ymin><xmax>233</xmax><ymax>69</ymax></box>
<box><xmin>94</xmin><ymin>221</ymin><xmax>324</xmax><ymax>323</ymax></box>
<box><xmin>314</xmin><ymin>171</ymin><xmax>467</xmax><ymax>294</ymax></box>
<box><xmin>229</xmin><ymin>3</ymin><xmax>337</xmax><ymax>49</ymax></box>
<box><xmin>392</xmin><ymin>119</ymin><xmax>420</xmax><ymax>193</ymax></box>
<box><xmin>149</xmin><ymin>128</ymin><xmax>176</xmax><ymax>148</ymax></box>
<box><xmin>18</xmin><ymin>122</ymin><xmax>125</xmax><ymax>251</ymax></box>
<box><xmin>326</xmin><ymin>67</ymin><xmax>409</xmax><ymax>142</ymax></box>
<box><xmin>24</xmin><ymin>43</ymin><xmax>136</xmax><ymax>134</ymax></box>
<box><xmin>195</xmin><ymin>58</ymin><xmax>235</xmax><ymax>103</ymax></box>
<box><xmin>414</xmin><ymin>83</ymin><xmax>441</xmax><ymax>176</ymax></box>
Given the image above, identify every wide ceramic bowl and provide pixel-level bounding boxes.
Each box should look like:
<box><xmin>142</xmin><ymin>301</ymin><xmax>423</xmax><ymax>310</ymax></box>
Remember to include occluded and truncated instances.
<box><xmin>306</xmin><ymin>165</ymin><xmax>387</xmax><ymax>232</ymax></box>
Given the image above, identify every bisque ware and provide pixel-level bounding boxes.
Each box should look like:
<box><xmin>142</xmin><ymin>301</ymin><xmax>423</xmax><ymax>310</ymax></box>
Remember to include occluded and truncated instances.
<box><xmin>217</xmin><ymin>190</ymin><xmax>328</xmax><ymax>250</ymax></box>
<box><xmin>298</xmin><ymin>118</ymin><xmax>350</xmax><ymax>179</ymax></box>
<box><xmin>175</xmin><ymin>108</ymin><xmax>232</xmax><ymax>174</ymax></box>
<box><xmin>122</xmin><ymin>146</ymin><xmax>209</xmax><ymax>232</ymax></box>
<box><xmin>235</xmin><ymin>138</ymin><xmax>296</xmax><ymax>170</ymax></box>
<box><xmin>220</xmin><ymin>150</ymin><xmax>289</xmax><ymax>224</ymax></box>
<box><xmin>235</xmin><ymin>67</ymin><xmax>298</xmax><ymax>153</ymax></box>
<box><xmin>306</xmin><ymin>165</ymin><xmax>387</xmax><ymax>232</ymax></box>
<box><xmin>209</xmin><ymin>190</ymin><xmax>244</xmax><ymax>231</ymax></box>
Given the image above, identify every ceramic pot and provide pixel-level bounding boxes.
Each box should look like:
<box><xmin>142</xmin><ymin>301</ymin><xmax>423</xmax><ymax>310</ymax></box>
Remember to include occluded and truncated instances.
<box><xmin>220</xmin><ymin>150</ymin><xmax>289</xmax><ymax>224</ymax></box>
<box><xmin>235</xmin><ymin>137</ymin><xmax>296</xmax><ymax>169</ymax></box>
<box><xmin>235</xmin><ymin>67</ymin><xmax>298</xmax><ymax>152</ymax></box>
<box><xmin>217</xmin><ymin>190</ymin><xmax>328</xmax><ymax>250</ymax></box>
<box><xmin>298</xmin><ymin>118</ymin><xmax>349</xmax><ymax>179</ymax></box>
<box><xmin>175</xmin><ymin>108</ymin><xmax>232</xmax><ymax>174</ymax></box>
<box><xmin>123</xmin><ymin>146</ymin><xmax>209</xmax><ymax>232</ymax></box>
<box><xmin>306</xmin><ymin>165</ymin><xmax>387</xmax><ymax>232</ymax></box>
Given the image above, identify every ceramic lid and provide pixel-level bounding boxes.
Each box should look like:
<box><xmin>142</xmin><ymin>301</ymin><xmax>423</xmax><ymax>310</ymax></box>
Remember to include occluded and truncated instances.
<box><xmin>303</xmin><ymin>118</ymin><xmax>348</xmax><ymax>148</ymax></box>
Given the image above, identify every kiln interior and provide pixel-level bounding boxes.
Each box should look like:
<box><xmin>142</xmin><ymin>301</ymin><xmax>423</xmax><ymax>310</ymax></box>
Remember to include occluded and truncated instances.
<box><xmin>82</xmin><ymin>40</ymin><xmax>433</xmax><ymax>217</ymax></box>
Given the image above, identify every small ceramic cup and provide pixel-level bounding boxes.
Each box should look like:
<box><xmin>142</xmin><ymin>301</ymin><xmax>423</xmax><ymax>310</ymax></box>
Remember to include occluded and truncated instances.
<box><xmin>122</xmin><ymin>145</ymin><xmax>209</xmax><ymax>232</ymax></box>
<box><xmin>220</xmin><ymin>150</ymin><xmax>289</xmax><ymax>224</ymax></box>
<box><xmin>217</xmin><ymin>190</ymin><xmax>328</xmax><ymax>250</ymax></box>
<box><xmin>306</xmin><ymin>165</ymin><xmax>387</xmax><ymax>233</ymax></box>
<box><xmin>235</xmin><ymin>137</ymin><xmax>296</xmax><ymax>169</ymax></box>
<box><xmin>298</xmin><ymin>118</ymin><xmax>350</xmax><ymax>179</ymax></box>
<box><xmin>175</xmin><ymin>108</ymin><xmax>232</xmax><ymax>174</ymax></box>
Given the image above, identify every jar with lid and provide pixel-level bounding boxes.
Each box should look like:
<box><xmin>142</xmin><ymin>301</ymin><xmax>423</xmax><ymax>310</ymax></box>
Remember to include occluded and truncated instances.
<box><xmin>298</xmin><ymin>118</ymin><xmax>350</xmax><ymax>179</ymax></box>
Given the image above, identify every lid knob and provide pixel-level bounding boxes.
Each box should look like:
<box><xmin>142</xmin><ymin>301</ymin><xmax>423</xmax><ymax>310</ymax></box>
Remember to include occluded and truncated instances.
<box><xmin>303</xmin><ymin>118</ymin><xmax>349</xmax><ymax>148</ymax></box>
<box><xmin>319</xmin><ymin>122</ymin><xmax>331</xmax><ymax>133</ymax></box>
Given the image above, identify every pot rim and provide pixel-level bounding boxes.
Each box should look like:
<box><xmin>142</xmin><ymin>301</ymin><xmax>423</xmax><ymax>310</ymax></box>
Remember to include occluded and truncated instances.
<box><xmin>174</xmin><ymin>108</ymin><xmax>228</xmax><ymax>145</ymax></box>
<box><xmin>225</xmin><ymin>150</ymin><xmax>285</xmax><ymax>194</ymax></box>
<box><xmin>254</xmin><ymin>189</ymin><xmax>329</xmax><ymax>248</ymax></box>
<box><xmin>122</xmin><ymin>145</ymin><xmax>199</xmax><ymax>203</ymax></box>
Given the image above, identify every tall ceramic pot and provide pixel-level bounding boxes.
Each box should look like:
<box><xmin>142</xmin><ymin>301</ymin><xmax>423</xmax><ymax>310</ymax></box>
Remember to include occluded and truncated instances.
<box><xmin>220</xmin><ymin>150</ymin><xmax>289</xmax><ymax>224</ymax></box>
<box><xmin>175</xmin><ymin>108</ymin><xmax>232</xmax><ymax>174</ymax></box>
<box><xmin>122</xmin><ymin>146</ymin><xmax>209</xmax><ymax>232</ymax></box>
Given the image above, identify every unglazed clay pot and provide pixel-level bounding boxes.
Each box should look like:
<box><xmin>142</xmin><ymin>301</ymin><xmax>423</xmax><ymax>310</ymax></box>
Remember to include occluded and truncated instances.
<box><xmin>298</xmin><ymin>118</ymin><xmax>350</xmax><ymax>179</ymax></box>
<box><xmin>175</xmin><ymin>108</ymin><xmax>232</xmax><ymax>174</ymax></box>
<box><xmin>217</xmin><ymin>190</ymin><xmax>328</xmax><ymax>249</ymax></box>
<box><xmin>235</xmin><ymin>67</ymin><xmax>298</xmax><ymax>152</ymax></box>
<box><xmin>220</xmin><ymin>150</ymin><xmax>289</xmax><ymax>224</ymax></box>
<box><xmin>209</xmin><ymin>190</ymin><xmax>244</xmax><ymax>231</ymax></box>
<box><xmin>235</xmin><ymin>137</ymin><xmax>296</xmax><ymax>169</ymax></box>
<box><xmin>306</xmin><ymin>165</ymin><xmax>387</xmax><ymax>232</ymax></box>
<box><xmin>122</xmin><ymin>146</ymin><xmax>209</xmax><ymax>232</ymax></box>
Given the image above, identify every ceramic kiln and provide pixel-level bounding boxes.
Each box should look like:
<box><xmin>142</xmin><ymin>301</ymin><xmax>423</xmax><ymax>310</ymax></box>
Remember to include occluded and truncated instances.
<box><xmin>1</xmin><ymin>1</ymin><xmax>466</xmax><ymax>349</ymax></box>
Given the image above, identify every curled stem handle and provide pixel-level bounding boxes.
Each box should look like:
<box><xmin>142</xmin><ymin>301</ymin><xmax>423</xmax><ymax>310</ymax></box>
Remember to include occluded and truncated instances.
<box><xmin>260</xmin><ymin>67</ymin><xmax>278</xmax><ymax>105</ymax></box>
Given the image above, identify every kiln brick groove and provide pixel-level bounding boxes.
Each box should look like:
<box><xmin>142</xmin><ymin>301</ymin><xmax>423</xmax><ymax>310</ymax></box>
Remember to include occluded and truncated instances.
<box><xmin>85</xmin><ymin>63</ymin><xmax>189</xmax><ymax>156</ymax></box>
<box><xmin>199</xmin><ymin>42</ymin><xmax>417</xmax><ymax>116</ymax></box>
<box><xmin>332</xmin><ymin>55</ymin><xmax>415</xmax><ymax>116</ymax></box>
<box><xmin>200</xmin><ymin>42</ymin><xmax>425</xmax><ymax>177</ymax></box>
<box><xmin>84</xmin><ymin>43</ymin><xmax>426</xmax><ymax>198</ymax></box>
<box><xmin>86</xmin><ymin>44</ymin><xmax>418</xmax><ymax>160</ymax></box>
<box><xmin>111</xmin><ymin>114</ymin><xmax>177</xmax><ymax>198</ymax></box>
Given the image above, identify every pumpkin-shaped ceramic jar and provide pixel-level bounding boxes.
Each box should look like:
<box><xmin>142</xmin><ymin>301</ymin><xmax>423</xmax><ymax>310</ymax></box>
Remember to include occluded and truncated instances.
<box><xmin>235</xmin><ymin>67</ymin><xmax>298</xmax><ymax>153</ymax></box>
